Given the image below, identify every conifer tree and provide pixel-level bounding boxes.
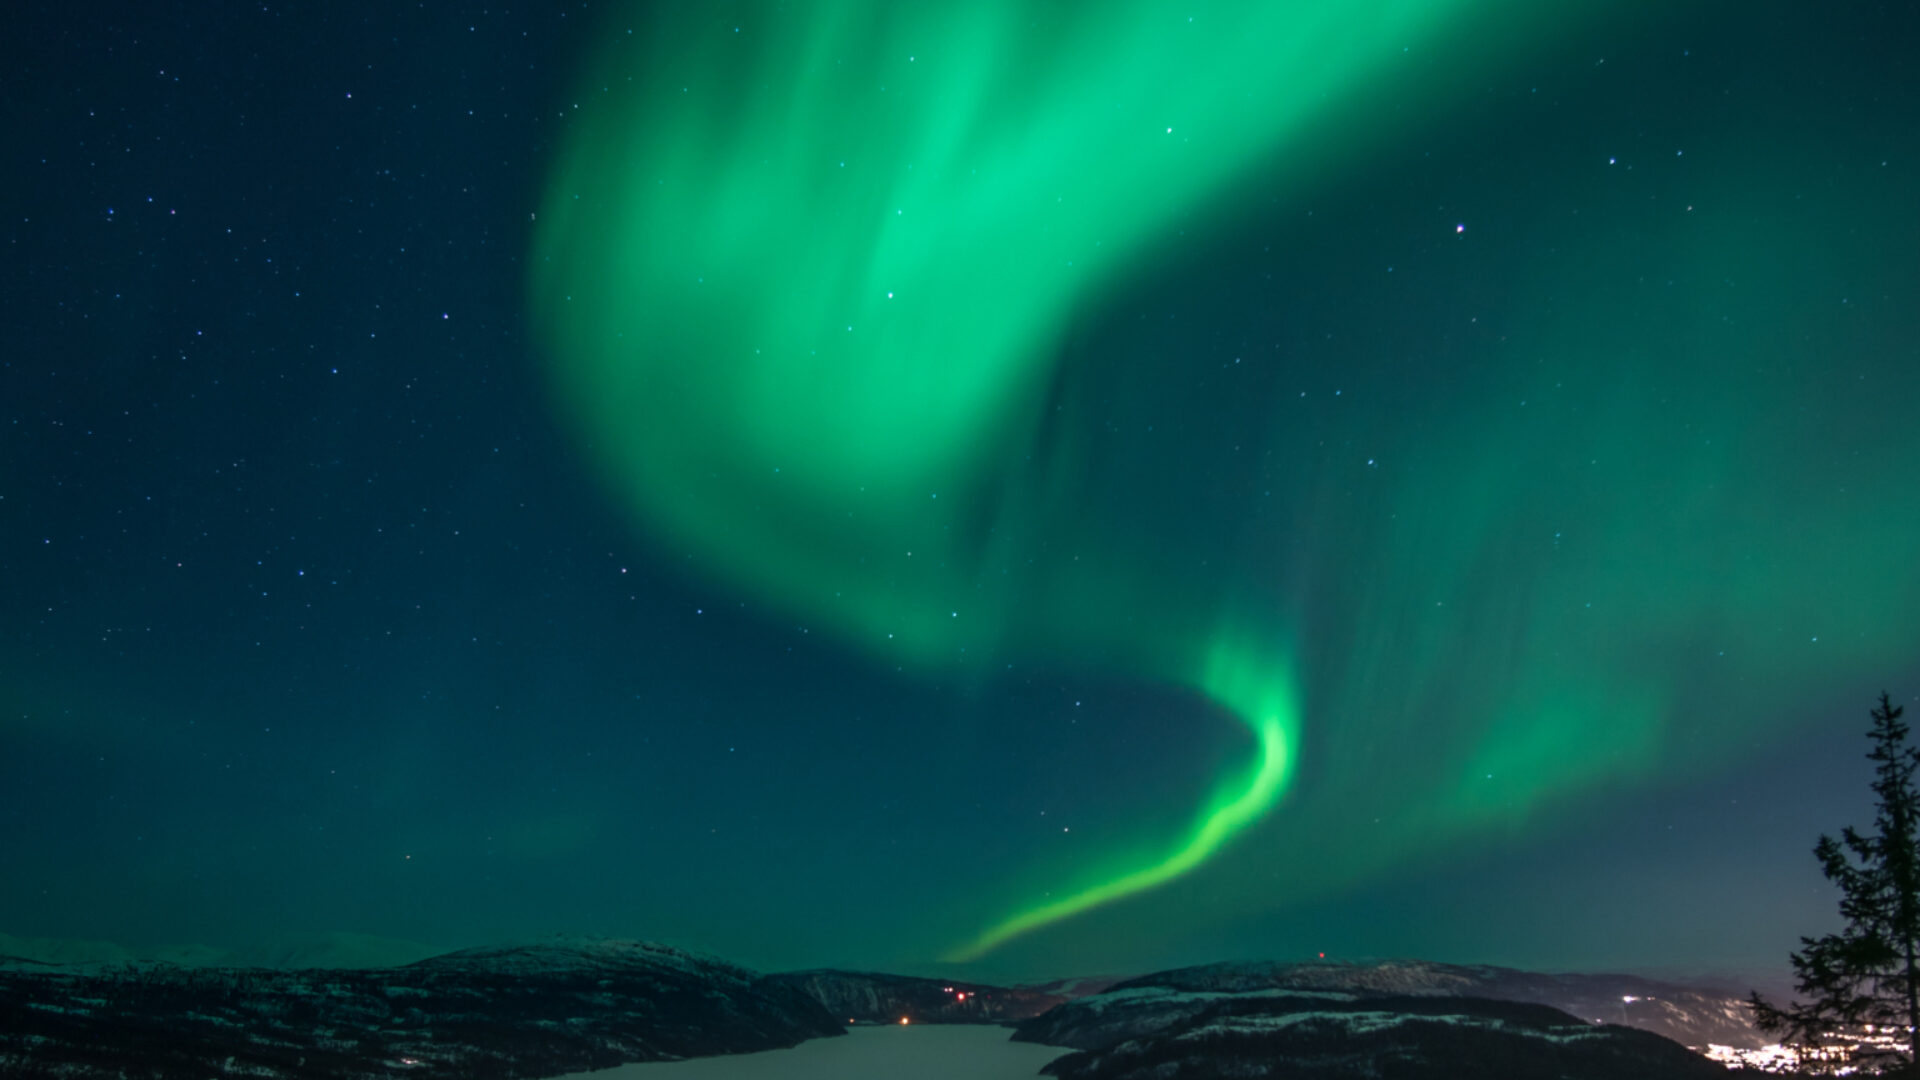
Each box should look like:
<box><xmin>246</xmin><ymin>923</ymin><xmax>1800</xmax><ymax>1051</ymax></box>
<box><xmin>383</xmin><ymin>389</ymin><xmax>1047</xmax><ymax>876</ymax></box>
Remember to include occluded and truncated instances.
<box><xmin>1753</xmin><ymin>693</ymin><xmax>1920</xmax><ymax>1074</ymax></box>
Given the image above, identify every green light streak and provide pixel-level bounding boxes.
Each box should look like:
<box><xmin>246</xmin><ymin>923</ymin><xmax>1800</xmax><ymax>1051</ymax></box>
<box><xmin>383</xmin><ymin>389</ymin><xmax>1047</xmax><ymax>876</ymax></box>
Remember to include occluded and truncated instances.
<box><xmin>949</xmin><ymin>643</ymin><xmax>1298</xmax><ymax>961</ymax></box>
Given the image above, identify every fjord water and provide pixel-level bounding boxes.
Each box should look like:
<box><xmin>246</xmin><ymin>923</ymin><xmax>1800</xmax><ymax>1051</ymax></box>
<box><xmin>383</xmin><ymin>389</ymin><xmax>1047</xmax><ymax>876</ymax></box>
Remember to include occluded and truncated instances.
<box><xmin>557</xmin><ymin>1024</ymin><xmax>1067</xmax><ymax>1080</ymax></box>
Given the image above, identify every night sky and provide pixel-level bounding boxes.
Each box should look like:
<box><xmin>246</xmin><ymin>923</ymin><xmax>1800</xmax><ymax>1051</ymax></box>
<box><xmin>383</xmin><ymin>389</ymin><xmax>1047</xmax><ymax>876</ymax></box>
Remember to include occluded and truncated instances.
<box><xmin>5</xmin><ymin>0</ymin><xmax>1918</xmax><ymax>982</ymax></box>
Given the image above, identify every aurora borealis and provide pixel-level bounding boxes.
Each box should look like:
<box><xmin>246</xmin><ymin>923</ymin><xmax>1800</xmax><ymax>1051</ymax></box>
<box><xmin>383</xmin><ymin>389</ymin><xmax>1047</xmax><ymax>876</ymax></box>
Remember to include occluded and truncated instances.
<box><xmin>531</xmin><ymin>0</ymin><xmax>1920</xmax><ymax>959</ymax></box>
<box><xmin>4</xmin><ymin>0</ymin><xmax>1919</xmax><ymax>980</ymax></box>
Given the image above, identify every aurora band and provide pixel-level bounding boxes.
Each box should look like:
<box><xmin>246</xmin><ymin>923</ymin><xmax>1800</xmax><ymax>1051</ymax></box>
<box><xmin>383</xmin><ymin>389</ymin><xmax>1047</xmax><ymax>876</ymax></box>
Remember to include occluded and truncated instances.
<box><xmin>530</xmin><ymin>0</ymin><xmax>1611</xmax><ymax>956</ymax></box>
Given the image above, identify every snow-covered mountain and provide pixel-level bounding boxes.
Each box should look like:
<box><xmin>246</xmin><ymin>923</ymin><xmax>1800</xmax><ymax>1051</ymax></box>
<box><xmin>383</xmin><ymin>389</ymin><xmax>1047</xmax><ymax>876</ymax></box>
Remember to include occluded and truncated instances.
<box><xmin>0</xmin><ymin>939</ymin><xmax>840</xmax><ymax>1078</ymax></box>
<box><xmin>1028</xmin><ymin>958</ymin><xmax>1764</xmax><ymax>1051</ymax></box>
<box><xmin>0</xmin><ymin>945</ymin><xmax>1767</xmax><ymax>1078</ymax></box>
<box><xmin>1020</xmin><ymin>991</ymin><xmax>1731</xmax><ymax>1080</ymax></box>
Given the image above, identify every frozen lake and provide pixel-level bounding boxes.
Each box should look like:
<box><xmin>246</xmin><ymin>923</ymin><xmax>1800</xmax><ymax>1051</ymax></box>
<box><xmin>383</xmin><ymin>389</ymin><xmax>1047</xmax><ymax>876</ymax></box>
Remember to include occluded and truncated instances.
<box><xmin>556</xmin><ymin>1023</ymin><xmax>1071</xmax><ymax>1080</ymax></box>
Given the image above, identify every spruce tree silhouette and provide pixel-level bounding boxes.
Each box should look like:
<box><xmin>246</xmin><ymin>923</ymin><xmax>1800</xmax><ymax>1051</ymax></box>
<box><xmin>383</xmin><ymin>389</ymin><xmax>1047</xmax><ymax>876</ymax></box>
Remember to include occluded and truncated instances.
<box><xmin>1753</xmin><ymin>693</ymin><xmax>1920</xmax><ymax>1075</ymax></box>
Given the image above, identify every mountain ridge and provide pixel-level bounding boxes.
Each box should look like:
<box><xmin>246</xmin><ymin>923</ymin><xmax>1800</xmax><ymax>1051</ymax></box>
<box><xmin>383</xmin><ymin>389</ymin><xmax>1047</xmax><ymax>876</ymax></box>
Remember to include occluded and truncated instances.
<box><xmin>0</xmin><ymin>940</ymin><xmax>1771</xmax><ymax>1078</ymax></box>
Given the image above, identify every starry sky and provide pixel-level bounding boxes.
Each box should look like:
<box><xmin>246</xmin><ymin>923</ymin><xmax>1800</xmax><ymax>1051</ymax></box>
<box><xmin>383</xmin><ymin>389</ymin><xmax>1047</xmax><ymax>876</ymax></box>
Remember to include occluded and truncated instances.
<box><xmin>4</xmin><ymin>0</ymin><xmax>1918</xmax><ymax>981</ymax></box>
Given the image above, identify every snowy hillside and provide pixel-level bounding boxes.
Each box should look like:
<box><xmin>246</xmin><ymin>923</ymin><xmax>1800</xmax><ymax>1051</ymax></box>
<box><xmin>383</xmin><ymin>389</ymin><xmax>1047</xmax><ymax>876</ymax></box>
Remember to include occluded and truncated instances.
<box><xmin>0</xmin><ymin>939</ymin><xmax>840</xmax><ymax>1078</ymax></box>
<box><xmin>1023</xmin><ymin>993</ymin><xmax>1730</xmax><ymax>1080</ymax></box>
<box><xmin>1077</xmin><ymin>958</ymin><xmax>1764</xmax><ymax>1050</ymax></box>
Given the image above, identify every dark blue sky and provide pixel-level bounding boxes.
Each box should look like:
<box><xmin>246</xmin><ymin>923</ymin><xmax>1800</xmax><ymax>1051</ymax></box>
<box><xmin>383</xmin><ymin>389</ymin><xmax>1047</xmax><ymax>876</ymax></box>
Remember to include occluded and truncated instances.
<box><xmin>3</xmin><ymin>0</ymin><xmax>1917</xmax><ymax>981</ymax></box>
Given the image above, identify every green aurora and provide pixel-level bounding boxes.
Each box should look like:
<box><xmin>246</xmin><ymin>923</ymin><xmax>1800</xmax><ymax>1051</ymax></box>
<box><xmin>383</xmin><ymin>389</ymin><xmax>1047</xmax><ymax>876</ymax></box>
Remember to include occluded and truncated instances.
<box><xmin>531</xmin><ymin>0</ymin><xmax>1920</xmax><ymax>961</ymax></box>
